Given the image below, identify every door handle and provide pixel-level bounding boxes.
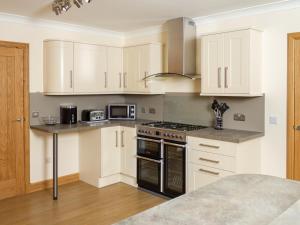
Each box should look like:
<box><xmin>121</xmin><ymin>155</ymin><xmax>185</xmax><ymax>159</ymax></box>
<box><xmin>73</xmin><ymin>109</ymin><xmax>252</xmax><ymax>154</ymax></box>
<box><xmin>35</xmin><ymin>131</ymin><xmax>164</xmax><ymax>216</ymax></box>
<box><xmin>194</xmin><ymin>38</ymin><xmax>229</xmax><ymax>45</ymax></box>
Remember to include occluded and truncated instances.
<box><xmin>115</xmin><ymin>131</ymin><xmax>118</xmax><ymax>148</ymax></box>
<box><xmin>121</xmin><ymin>130</ymin><xmax>125</xmax><ymax>147</ymax></box>
<box><xmin>218</xmin><ymin>67</ymin><xmax>221</xmax><ymax>88</ymax></box>
<box><xmin>119</xmin><ymin>73</ymin><xmax>122</xmax><ymax>88</ymax></box>
<box><xmin>104</xmin><ymin>72</ymin><xmax>107</xmax><ymax>88</ymax></box>
<box><xmin>123</xmin><ymin>72</ymin><xmax>127</xmax><ymax>88</ymax></box>
<box><xmin>70</xmin><ymin>70</ymin><xmax>73</xmax><ymax>88</ymax></box>
<box><xmin>199</xmin><ymin>157</ymin><xmax>220</xmax><ymax>164</ymax></box>
<box><xmin>144</xmin><ymin>72</ymin><xmax>148</xmax><ymax>88</ymax></box>
<box><xmin>13</xmin><ymin>118</ymin><xmax>23</xmax><ymax>122</ymax></box>
<box><xmin>199</xmin><ymin>143</ymin><xmax>220</xmax><ymax>149</ymax></box>
<box><xmin>225</xmin><ymin>67</ymin><xmax>228</xmax><ymax>88</ymax></box>
<box><xmin>199</xmin><ymin>168</ymin><xmax>219</xmax><ymax>176</ymax></box>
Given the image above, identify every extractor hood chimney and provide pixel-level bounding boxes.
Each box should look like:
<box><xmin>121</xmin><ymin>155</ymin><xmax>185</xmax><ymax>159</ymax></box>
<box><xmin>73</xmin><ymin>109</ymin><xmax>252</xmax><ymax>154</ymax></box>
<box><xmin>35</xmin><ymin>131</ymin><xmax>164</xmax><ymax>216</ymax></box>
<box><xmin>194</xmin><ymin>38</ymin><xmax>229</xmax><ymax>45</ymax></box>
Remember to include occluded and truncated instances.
<box><xmin>145</xmin><ymin>17</ymin><xmax>199</xmax><ymax>80</ymax></box>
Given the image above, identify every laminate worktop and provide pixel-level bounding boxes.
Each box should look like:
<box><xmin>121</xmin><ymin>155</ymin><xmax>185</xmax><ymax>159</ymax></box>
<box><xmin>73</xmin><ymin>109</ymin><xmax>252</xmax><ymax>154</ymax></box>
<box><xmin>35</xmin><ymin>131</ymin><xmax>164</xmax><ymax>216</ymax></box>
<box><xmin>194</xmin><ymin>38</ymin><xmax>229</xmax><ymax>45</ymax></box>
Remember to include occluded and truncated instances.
<box><xmin>114</xmin><ymin>175</ymin><xmax>300</xmax><ymax>225</ymax></box>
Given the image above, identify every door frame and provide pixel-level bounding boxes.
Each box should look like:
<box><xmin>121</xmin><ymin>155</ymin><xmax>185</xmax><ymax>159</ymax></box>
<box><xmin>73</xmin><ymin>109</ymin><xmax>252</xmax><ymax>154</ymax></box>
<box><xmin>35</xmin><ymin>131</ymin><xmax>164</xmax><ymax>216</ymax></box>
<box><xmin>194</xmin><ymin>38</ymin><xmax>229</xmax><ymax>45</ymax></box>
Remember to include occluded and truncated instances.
<box><xmin>287</xmin><ymin>33</ymin><xmax>300</xmax><ymax>179</ymax></box>
<box><xmin>0</xmin><ymin>41</ymin><xmax>30</xmax><ymax>194</ymax></box>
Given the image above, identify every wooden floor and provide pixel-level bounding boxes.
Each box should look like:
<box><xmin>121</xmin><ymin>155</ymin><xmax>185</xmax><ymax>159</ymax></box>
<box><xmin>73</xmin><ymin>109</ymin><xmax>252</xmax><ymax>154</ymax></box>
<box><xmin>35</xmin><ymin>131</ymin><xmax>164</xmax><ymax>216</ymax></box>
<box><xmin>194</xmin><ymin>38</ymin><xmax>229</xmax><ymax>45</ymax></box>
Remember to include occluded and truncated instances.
<box><xmin>0</xmin><ymin>182</ymin><xmax>166</xmax><ymax>225</ymax></box>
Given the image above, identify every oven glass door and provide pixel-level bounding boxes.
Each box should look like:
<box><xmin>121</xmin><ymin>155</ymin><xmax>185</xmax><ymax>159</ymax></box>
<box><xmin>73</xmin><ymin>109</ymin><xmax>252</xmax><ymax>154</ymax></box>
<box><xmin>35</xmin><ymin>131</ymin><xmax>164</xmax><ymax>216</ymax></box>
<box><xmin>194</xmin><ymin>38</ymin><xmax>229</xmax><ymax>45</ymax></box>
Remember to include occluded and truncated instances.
<box><xmin>137</xmin><ymin>156</ymin><xmax>162</xmax><ymax>193</ymax></box>
<box><xmin>109</xmin><ymin>106</ymin><xmax>128</xmax><ymax>119</ymax></box>
<box><xmin>163</xmin><ymin>142</ymin><xmax>186</xmax><ymax>198</ymax></box>
<box><xmin>137</xmin><ymin>137</ymin><xmax>162</xmax><ymax>160</ymax></box>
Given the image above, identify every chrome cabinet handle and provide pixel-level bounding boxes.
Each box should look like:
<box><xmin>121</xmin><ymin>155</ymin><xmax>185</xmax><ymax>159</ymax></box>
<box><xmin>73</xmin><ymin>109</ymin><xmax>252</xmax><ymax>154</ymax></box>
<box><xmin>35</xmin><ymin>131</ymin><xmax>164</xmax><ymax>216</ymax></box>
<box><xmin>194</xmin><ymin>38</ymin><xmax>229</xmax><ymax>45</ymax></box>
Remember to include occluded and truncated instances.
<box><xmin>104</xmin><ymin>72</ymin><xmax>107</xmax><ymax>88</ymax></box>
<box><xmin>119</xmin><ymin>73</ymin><xmax>122</xmax><ymax>88</ymax></box>
<box><xmin>218</xmin><ymin>67</ymin><xmax>221</xmax><ymax>88</ymax></box>
<box><xmin>115</xmin><ymin>131</ymin><xmax>118</xmax><ymax>148</ymax></box>
<box><xmin>70</xmin><ymin>70</ymin><xmax>73</xmax><ymax>88</ymax></box>
<box><xmin>225</xmin><ymin>67</ymin><xmax>228</xmax><ymax>88</ymax></box>
<box><xmin>199</xmin><ymin>157</ymin><xmax>220</xmax><ymax>164</ymax></box>
<box><xmin>137</xmin><ymin>137</ymin><xmax>161</xmax><ymax>143</ymax></box>
<box><xmin>163</xmin><ymin>141</ymin><xmax>186</xmax><ymax>148</ymax></box>
<box><xmin>199</xmin><ymin>143</ymin><xmax>220</xmax><ymax>149</ymax></box>
<box><xmin>123</xmin><ymin>72</ymin><xmax>127</xmax><ymax>88</ymax></box>
<box><xmin>135</xmin><ymin>155</ymin><xmax>162</xmax><ymax>164</ymax></box>
<box><xmin>199</xmin><ymin>168</ymin><xmax>219</xmax><ymax>176</ymax></box>
<box><xmin>121</xmin><ymin>130</ymin><xmax>125</xmax><ymax>147</ymax></box>
<box><xmin>144</xmin><ymin>72</ymin><xmax>148</xmax><ymax>88</ymax></box>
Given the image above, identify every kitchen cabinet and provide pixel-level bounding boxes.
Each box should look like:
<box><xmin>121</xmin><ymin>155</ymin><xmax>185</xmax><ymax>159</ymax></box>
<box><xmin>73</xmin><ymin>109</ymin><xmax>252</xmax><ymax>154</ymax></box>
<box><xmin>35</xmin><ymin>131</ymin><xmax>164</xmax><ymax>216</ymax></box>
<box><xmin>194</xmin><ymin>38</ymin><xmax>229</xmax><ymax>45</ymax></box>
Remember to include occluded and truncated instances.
<box><xmin>43</xmin><ymin>40</ymin><xmax>74</xmax><ymax>94</ymax></box>
<box><xmin>187</xmin><ymin>136</ymin><xmax>261</xmax><ymax>192</ymax></box>
<box><xmin>74</xmin><ymin>43</ymin><xmax>107</xmax><ymax>93</ymax></box>
<box><xmin>201</xmin><ymin>29</ymin><xmax>262</xmax><ymax>96</ymax></box>
<box><xmin>107</xmin><ymin>47</ymin><xmax>123</xmax><ymax>92</ymax></box>
<box><xmin>79</xmin><ymin>126</ymin><xmax>137</xmax><ymax>188</ymax></box>
<box><xmin>123</xmin><ymin>46</ymin><xmax>139</xmax><ymax>92</ymax></box>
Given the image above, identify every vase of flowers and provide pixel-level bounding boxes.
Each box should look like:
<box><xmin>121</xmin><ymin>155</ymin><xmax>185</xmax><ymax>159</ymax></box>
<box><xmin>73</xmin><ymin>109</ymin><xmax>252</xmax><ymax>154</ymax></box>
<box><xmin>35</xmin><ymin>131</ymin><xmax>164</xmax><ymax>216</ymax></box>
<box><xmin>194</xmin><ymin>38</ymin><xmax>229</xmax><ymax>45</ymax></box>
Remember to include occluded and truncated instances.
<box><xmin>211</xmin><ymin>99</ymin><xmax>229</xmax><ymax>130</ymax></box>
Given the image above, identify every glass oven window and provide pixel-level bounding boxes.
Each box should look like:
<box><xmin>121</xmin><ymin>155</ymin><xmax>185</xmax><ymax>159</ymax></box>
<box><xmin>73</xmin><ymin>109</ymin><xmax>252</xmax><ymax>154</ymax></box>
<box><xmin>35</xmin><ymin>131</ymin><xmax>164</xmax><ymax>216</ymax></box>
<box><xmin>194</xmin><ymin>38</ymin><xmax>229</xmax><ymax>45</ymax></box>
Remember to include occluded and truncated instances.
<box><xmin>137</xmin><ymin>158</ymin><xmax>161</xmax><ymax>193</ymax></box>
<box><xmin>164</xmin><ymin>144</ymin><xmax>185</xmax><ymax>197</ymax></box>
<box><xmin>110</xmin><ymin>106</ymin><xmax>128</xmax><ymax>118</ymax></box>
<box><xmin>137</xmin><ymin>139</ymin><xmax>161</xmax><ymax>160</ymax></box>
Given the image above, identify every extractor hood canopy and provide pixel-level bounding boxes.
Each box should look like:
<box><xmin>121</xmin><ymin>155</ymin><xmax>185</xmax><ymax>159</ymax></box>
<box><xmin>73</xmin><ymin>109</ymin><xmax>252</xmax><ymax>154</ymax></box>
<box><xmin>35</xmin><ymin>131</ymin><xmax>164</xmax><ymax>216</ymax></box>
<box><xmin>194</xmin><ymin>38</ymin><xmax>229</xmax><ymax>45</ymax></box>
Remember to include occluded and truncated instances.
<box><xmin>144</xmin><ymin>17</ymin><xmax>200</xmax><ymax>80</ymax></box>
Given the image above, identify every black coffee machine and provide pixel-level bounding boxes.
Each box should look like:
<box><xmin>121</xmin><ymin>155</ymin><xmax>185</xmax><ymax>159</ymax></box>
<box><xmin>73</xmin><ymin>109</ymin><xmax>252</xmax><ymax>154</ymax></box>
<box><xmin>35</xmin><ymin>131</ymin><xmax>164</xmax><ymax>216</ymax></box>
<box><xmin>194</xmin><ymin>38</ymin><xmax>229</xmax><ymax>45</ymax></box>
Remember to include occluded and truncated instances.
<box><xmin>60</xmin><ymin>104</ymin><xmax>77</xmax><ymax>124</ymax></box>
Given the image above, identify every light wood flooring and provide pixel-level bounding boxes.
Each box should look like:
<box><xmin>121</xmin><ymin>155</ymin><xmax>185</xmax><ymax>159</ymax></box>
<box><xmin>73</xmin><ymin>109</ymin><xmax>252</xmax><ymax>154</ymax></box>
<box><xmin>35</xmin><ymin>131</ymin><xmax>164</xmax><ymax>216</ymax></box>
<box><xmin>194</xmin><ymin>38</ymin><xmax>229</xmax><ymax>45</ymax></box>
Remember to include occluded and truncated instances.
<box><xmin>0</xmin><ymin>182</ymin><xmax>166</xmax><ymax>225</ymax></box>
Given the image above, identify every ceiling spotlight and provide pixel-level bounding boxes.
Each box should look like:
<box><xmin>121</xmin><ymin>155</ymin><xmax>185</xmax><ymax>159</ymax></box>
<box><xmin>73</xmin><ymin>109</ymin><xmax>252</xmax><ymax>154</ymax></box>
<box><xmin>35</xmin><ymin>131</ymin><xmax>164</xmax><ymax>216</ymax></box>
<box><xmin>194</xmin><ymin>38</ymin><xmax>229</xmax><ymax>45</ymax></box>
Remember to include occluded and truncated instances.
<box><xmin>62</xmin><ymin>0</ymin><xmax>72</xmax><ymax>12</ymax></box>
<box><xmin>52</xmin><ymin>5</ymin><xmax>61</xmax><ymax>15</ymax></box>
<box><xmin>73</xmin><ymin>0</ymin><xmax>83</xmax><ymax>8</ymax></box>
<box><xmin>85</xmin><ymin>0</ymin><xmax>92</xmax><ymax>3</ymax></box>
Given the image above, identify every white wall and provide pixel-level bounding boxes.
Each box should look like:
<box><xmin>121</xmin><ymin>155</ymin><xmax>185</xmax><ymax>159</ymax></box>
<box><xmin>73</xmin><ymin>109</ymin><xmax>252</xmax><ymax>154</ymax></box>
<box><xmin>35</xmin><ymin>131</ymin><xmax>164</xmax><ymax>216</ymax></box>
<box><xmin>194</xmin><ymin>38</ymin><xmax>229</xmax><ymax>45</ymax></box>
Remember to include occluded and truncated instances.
<box><xmin>195</xmin><ymin>6</ymin><xmax>300</xmax><ymax>178</ymax></box>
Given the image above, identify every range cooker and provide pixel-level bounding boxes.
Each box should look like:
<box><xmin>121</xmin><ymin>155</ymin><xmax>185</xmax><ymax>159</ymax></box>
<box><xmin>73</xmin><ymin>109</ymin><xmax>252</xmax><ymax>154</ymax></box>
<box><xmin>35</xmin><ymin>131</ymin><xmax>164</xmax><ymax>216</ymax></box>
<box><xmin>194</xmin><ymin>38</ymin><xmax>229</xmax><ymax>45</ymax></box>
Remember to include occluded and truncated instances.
<box><xmin>136</xmin><ymin>121</ymin><xmax>207</xmax><ymax>198</ymax></box>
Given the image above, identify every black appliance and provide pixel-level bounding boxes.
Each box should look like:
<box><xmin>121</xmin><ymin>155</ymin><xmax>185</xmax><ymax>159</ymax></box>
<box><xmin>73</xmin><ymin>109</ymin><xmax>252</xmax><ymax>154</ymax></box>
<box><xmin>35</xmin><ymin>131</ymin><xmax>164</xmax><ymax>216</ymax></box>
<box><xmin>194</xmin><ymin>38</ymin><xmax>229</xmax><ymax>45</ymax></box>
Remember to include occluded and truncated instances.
<box><xmin>107</xmin><ymin>104</ymin><xmax>136</xmax><ymax>120</ymax></box>
<box><xmin>136</xmin><ymin>121</ymin><xmax>207</xmax><ymax>198</ymax></box>
<box><xmin>60</xmin><ymin>104</ymin><xmax>77</xmax><ymax>124</ymax></box>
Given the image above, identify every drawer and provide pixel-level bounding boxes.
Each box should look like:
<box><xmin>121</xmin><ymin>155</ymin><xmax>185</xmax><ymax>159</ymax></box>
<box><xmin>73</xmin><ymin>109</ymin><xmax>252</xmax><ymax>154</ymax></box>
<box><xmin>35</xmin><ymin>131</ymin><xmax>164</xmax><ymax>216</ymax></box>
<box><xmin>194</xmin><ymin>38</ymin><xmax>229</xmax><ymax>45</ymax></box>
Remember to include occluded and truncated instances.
<box><xmin>187</xmin><ymin>136</ymin><xmax>237</xmax><ymax>157</ymax></box>
<box><xmin>189</xmin><ymin>149</ymin><xmax>235</xmax><ymax>172</ymax></box>
<box><xmin>188</xmin><ymin>163</ymin><xmax>234</xmax><ymax>192</ymax></box>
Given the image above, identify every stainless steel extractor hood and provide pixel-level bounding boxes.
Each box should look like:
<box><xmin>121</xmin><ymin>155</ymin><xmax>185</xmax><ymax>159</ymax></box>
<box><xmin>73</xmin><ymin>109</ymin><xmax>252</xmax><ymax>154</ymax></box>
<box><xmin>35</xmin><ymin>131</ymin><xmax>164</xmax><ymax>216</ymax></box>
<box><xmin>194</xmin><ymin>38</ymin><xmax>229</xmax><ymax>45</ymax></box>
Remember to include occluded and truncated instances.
<box><xmin>145</xmin><ymin>17</ymin><xmax>200</xmax><ymax>80</ymax></box>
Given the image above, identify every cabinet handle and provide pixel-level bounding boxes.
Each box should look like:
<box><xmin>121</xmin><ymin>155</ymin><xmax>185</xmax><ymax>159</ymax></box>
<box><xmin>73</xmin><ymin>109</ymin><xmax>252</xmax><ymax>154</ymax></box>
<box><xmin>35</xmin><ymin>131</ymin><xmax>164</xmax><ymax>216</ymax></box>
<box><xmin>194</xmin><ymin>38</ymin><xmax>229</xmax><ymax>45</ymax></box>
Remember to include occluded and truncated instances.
<box><xmin>70</xmin><ymin>70</ymin><xmax>73</xmax><ymax>88</ymax></box>
<box><xmin>119</xmin><ymin>73</ymin><xmax>122</xmax><ymax>88</ymax></box>
<box><xmin>225</xmin><ymin>67</ymin><xmax>228</xmax><ymax>88</ymax></box>
<box><xmin>104</xmin><ymin>72</ymin><xmax>107</xmax><ymax>88</ymax></box>
<box><xmin>115</xmin><ymin>131</ymin><xmax>118</xmax><ymax>148</ymax></box>
<box><xmin>199</xmin><ymin>143</ymin><xmax>220</xmax><ymax>149</ymax></box>
<box><xmin>121</xmin><ymin>130</ymin><xmax>125</xmax><ymax>147</ymax></box>
<box><xmin>123</xmin><ymin>72</ymin><xmax>127</xmax><ymax>88</ymax></box>
<box><xmin>199</xmin><ymin>168</ymin><xmax>219</xmax><ymax>176</ymax></box>
<box><xmin>144</xmin><ymin>72</ymin><xmax>148</xmax><ymax>88</ymax></box>
<box><xmin>199</xmin><ymin>157</ymin><xmax>220</xmax><ymax>164</ymax></box>
<box><xmin>218</xmin><ymin>67</ymin><xmax>221</xmax><ymax>88</ymax></box>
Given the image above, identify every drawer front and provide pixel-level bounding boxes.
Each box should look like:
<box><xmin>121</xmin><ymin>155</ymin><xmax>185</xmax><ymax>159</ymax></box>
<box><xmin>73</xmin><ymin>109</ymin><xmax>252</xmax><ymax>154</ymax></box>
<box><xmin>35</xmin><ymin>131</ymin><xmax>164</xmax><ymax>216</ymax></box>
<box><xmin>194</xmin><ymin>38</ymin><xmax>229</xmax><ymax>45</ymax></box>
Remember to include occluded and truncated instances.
<box><xmin>189</xmin><ymin>149</ymin><xmax>235</xmax><ymax>172</ymax></box>
<box><xmin>187</xmin><ymin>136</ymin><xmax>237</xmax><ymax>157</ymax></box>
<box><xmin>188</xmin><ymin>163</ymin><xmax>234</xmax><ymax>192</ymax></box>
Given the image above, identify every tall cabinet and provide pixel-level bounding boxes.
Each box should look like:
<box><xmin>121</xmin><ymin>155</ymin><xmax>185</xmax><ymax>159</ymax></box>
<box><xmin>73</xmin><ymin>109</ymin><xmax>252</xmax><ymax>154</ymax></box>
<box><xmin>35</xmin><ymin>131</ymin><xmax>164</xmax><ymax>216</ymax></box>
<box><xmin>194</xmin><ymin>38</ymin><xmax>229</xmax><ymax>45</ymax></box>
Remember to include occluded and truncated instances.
<box><xmin>201</xmin><ymin>29</ymin><xmax>262</xmax><ymax>96</ymax></box>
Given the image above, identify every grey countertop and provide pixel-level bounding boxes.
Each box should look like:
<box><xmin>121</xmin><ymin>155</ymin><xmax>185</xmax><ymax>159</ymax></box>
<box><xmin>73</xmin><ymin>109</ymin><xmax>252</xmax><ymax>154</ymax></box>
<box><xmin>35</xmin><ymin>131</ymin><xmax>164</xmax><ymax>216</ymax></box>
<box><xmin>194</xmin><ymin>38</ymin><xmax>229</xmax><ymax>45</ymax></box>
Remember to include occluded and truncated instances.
<box><xmin>30</xmin><ymin>121</ymin><xmax>264</xmax><ymax>143</ymax></box>
<box><xmin>187</xmin><ymin>127</ymin><xmax>264</xmax><ymax>143</ymax></box>
<box><xmin>114</xmin><ymin>174</ymin><xmax>300</xmax><ymax>225</ymax></box>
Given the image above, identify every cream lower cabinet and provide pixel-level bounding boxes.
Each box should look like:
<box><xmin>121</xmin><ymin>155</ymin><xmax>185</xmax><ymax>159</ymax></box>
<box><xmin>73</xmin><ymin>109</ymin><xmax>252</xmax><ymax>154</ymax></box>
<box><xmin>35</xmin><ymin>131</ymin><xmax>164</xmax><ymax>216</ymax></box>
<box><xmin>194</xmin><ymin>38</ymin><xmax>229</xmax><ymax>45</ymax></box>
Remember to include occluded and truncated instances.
<box><xmin>79</xmin><ymin>126</ymin><xmax>137</xmax><ymax>188</ymax></box>
<box><xmin>187</xmin><ymin>136</ymin><xmax>261</xmax><ymax>192</ymax></box>
<box><xmin>201</xmin><ymin>29</ymin><xmax>262</xmax><ymax>96</ymax></box>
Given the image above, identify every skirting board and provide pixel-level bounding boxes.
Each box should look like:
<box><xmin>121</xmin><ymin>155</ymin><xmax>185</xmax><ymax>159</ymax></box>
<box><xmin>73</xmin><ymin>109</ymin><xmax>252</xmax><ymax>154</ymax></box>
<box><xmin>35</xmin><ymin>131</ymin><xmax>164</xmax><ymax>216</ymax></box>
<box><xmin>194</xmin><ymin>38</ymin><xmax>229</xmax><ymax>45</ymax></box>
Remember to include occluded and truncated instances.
<box><xmin>27</xmin><ymin>173</ymin><xmax>79</xmax><ymax>193</ymax></box>
<box><xmin>97</xmin><ymin>174</ymin><xmax>137</xmax><ymax>188</ymax></box>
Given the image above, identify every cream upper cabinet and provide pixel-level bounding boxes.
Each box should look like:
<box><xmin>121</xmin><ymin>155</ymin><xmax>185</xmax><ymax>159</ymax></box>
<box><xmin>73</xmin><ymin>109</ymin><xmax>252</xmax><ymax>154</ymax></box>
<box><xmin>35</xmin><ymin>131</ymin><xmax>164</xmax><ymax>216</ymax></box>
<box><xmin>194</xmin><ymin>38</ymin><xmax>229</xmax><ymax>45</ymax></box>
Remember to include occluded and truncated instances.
<box><xmin>123</xmin><ymin>46</ymin><xmax>139</xmax><ymax>92</ymax></box>
<box><xmin>44</xmin><ymin>41</ymin><xmax>74</xmax><ymax>94</ymax></box>
<box><xmin>120</xmin><ymin>127</ymin><xmax>137</xmax><ymax>177</ymax></box>
<box><xmin>200</xmin><ymin>29</ymin><xmax>262</xmax><ymax>96</ymax></box>
<box><xmin>107</xmin><ymin>47</ymin><xmax>123</xmax><ymax>92</ymax></box>
<box><xmin>74</xmin><ymin>43</ymin><xmax>107</xmax><ymax>94</ymax></box>
<box><xmin>100</xmin><ymin>126</ymin><xmax>121</xmax><ymax>177</ymax></box>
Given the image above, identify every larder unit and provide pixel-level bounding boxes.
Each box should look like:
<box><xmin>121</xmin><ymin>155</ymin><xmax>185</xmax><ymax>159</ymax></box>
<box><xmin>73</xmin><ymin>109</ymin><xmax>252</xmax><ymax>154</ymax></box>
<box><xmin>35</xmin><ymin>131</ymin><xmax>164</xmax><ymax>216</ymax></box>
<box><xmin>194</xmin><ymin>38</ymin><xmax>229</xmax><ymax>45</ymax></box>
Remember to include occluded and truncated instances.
<box><xmin>201</xmin><ymin>29</ymin><xmax>262</xmax><ymax>96</ymax></box>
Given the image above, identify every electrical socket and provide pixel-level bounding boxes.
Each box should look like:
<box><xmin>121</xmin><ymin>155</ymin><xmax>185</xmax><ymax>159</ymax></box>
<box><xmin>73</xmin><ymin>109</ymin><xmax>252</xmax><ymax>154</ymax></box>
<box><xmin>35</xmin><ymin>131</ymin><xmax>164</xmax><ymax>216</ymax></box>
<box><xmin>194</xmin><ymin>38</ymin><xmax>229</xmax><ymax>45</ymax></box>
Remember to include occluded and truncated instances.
<box><xmin>149</xmin><ymin>108</ymin><xmax>156</xmax><ymax>114</ymax></box>
<box><xmin>234</xmin><ymin>113</ymin><xmax>246</xmax><ymax>121</ymax></box>
<box><xmin>32</xmin><ymin>111</ymin><xmax>39</xmax><ymax>118</ymax></box>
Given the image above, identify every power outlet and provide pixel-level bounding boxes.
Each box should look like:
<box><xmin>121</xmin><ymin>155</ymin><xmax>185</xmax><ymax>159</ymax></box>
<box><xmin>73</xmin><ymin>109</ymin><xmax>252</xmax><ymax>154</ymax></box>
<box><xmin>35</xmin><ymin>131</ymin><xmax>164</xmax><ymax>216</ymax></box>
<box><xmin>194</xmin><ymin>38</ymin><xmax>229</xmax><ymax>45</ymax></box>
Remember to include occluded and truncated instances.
<box><xmin>32</xmin><ymin>111</ymin><xmax>39</xmax><ymax>118</ymax></box>
<box><xmin>149</xmin><ymin>108</ymin><xmax>156</xmax><ymax>114</ymax></box>
<box><xmin>234</xmin><ymin>113</ymin><xmax>246</xmax><ymax>121</ymax></box>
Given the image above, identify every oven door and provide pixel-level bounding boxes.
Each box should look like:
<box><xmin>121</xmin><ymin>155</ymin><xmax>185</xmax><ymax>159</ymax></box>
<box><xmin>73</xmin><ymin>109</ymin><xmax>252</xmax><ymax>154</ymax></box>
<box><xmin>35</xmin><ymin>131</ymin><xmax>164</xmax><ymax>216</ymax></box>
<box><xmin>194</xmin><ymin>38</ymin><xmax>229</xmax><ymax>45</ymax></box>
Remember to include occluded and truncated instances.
<box><xmin>108</xmin><ymin>105</ymin><xmax>129</xmax><ymax>119</ymax></box>
<box><xmin>137</xmin><ymin>136</ymin><xmax>162</xmax><ymax>160</ymax></box>
<box><xmin>163</xmin><ymin>141</ymin><xmax>186</xmax><ymax>198</ymax></box>
<box><xmin>137</xmin><ymin>156</ymin><xmax>163</xmax><ymax>193</ymax></box>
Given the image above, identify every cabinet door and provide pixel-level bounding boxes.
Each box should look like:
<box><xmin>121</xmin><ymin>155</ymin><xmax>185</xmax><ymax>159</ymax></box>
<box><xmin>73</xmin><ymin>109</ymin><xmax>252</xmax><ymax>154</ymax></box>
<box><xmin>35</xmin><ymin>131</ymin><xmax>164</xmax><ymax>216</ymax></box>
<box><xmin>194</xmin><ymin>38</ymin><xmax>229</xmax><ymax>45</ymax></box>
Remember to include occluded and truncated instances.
<box><xmin>123</xmin><ymin>47</ymin><xmax>139</xmax><ymax>92</ymax></box>
<box><xmin>107</xmin><ymin>47</ymin><xmax>123</xmax><ymax>92</ymax></box>
<box><xmin>224</xmin><ymin>30</ymin><xmax>250</xmax><ymax>94</ymax></box>
<box><xmin>201</xmin><ymin>34</ymin><xmax>224</xmax><ymax>94</ymax></box>
<box><xmin>101</xmin><ymin>127</ymin><xmax>121</xmax><ymax>177</ymax></box>
<box><xmin>138</xmin><ymin>45</ymin><xmax>150</xmax><ymax>93</ymax></box>
<box><xmin>74</xmin><ymin>43</ymin><xmax>107</xmax><ymax>93</ymax></box>
<box><xmin>121</xmin><ymin>127</ymin><xmax>137</xmax><ymax>177</ymax></box>
<box><xmin>188</xmin><ymin>163</ymin><xmax>233</xmax><ymax>192</ymax></box>
<box><xmin>44</xmin><ymin>41</ymin><xmax>74</xmax><ymax>94</ymax></box>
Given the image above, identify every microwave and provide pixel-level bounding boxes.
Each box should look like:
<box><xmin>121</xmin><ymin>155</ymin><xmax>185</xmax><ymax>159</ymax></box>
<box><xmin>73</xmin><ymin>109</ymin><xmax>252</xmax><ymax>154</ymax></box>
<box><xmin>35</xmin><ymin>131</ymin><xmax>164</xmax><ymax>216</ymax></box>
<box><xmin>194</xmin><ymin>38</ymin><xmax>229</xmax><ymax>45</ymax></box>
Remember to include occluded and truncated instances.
<box><xmin>107</xmin><ymin>104</ymin><xmax>136</xmax><ymax>120</ymax></box>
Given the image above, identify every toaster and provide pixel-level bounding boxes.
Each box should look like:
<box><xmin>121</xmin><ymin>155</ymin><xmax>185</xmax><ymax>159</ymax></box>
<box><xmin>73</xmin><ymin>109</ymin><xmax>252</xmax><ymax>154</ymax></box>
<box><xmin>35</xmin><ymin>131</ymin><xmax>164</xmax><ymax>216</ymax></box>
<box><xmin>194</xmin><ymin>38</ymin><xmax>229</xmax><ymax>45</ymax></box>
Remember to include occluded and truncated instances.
<box><xmin>81</xmin><ymin>110</ymin><xmax>106</xmax><ymax>122</ymax></box>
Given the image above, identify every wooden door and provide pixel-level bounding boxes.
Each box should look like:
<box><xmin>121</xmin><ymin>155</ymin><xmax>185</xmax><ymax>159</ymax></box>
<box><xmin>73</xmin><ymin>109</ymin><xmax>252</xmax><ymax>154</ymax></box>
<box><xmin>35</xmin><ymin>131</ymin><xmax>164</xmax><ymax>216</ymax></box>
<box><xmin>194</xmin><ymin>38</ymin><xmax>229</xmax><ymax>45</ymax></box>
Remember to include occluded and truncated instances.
<box><xmin>107</xmin><ymin>47</ymin><xmax>123</xmax><ymax>92</ymax></box>
<box><xmin>100</xmin><ymin>127</ymin><xmax>121</xmax><ymax>177</ymax></box>
<box><xmin>288</xmin><ymin>33</ymin><xmax>300</xmax><ymax>180</ymax></box>
<box><xmin>223</xmin><ymin>30</ymin><xmax>250</xmax><ymax>94</ymax></box>
<box><xmin>0</xmin><ymin>44</ymin><xmax>26</xmax><ymax>199</ymax></box>
<box><xmin>74</xmin><ymin>43</ymin><xmax>107</xmax><ymax>93</ymax></box>
<box><xmin>201</xmin><ymin>34</ymin><xmax>224</xmax><ymax>94</ymax></box>
<box><xmin>121</xmin><ymin>127</ymin><xmax>137</xmax><ymax>177</ymax></box>
<box><xmin>44</xmin><ymin>41</ymin><xmax>74</xmax><ymax>94</ymax></box>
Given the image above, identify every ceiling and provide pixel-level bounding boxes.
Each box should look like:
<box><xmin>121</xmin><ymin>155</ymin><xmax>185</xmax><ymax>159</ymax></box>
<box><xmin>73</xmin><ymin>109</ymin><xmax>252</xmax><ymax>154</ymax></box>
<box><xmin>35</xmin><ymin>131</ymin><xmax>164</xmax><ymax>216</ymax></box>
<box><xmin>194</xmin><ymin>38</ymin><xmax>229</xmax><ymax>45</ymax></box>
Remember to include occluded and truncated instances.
<box><xmin>0</xmin><ymin>0</ymin><xmax>285</xmax><ymax>32</ymax></box>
